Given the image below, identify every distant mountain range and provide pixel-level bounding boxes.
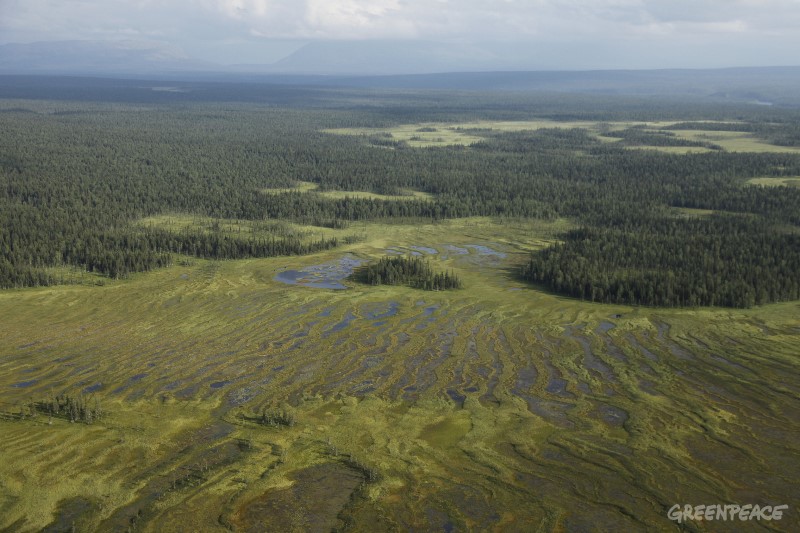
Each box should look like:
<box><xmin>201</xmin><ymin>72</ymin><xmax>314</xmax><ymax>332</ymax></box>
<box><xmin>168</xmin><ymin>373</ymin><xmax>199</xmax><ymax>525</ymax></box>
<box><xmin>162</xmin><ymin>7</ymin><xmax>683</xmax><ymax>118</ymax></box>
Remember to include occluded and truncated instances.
<box><xmin>0</xmin><ymin>39</ymin><xmax>532</xmax><ymax>76</ymax></box>
<box><xmin>1</xmin><ymin>38</ymin><xmax>798</xmax><ymax>79</ymax></box>
<box><xmin>265</xmin><ymin>41</ymin><xmax>525</xmax><ymax>75</ymax></box>
<box><xmin>0</xmin><ymin>40</ymin><xmax>214</xmax><ymax>75</ymax></box>
<box><xmin>1</xmin><ymin>40</ymin><xmax>800</xmax><ymax>106</ymax></box>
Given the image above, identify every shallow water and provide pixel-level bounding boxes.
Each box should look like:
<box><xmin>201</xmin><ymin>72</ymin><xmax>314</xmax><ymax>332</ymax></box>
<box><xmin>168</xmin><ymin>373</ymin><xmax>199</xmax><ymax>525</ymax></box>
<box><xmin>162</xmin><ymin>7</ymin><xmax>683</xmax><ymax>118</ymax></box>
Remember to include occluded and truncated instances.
<box><xmin>414</xmin><ymin>305</ymin><xmax>442</xmax><ymax>330</ymax></box>
<box><xmin>410</xmin><ymin>245</ymin><xmax>438</xmax><ymax>255</ymax></box>
<box><xmin>465</xmin><ymin>244</ymin><xmax>507</xmax><ymax>258</ymax></box>
<box><xmin>422</xmin><ymin>304</ymin><xmax>438</xmax><ymax>316</ymax></box>
<box><xmin>274</xmin><ymin>255</ymin><xmax>364</xmax><ymax>290</ymax></box>
<box><xmin>83</xmin><ymin>383</ymin><xmax>103</xmax><ymax>393</ymax></box>
<box><xmin>546</xmin><ymin>377</ymin><xmax>571</xmax><ymax>397</ymax></box>
<box><xmin>362</xmin><ymin>301</ymin><xmax>400</xmax><ymax>320</ymax></box>
<box><xmin>446</xmin><ymin>389</ymin><xmax>466</xmax><ymax>406</ymax></box>
<box><xmin>444</xmin><ymin>245</ymin><xmax>469</xmax><ymax>255</ymax></box>
<box><xmin>514</xmin><ymin>367</ymin><xmax>538</xmax><ymax>391</ymax></box>
<box><xmin>322</xmin><ymin>311</ymin><xmax>357</xmax><ymax>337</ymax></box>
<box><xmin>596</xmin><ymin>321</ymin><xmax>616</xmax><ymax>334</ymax></box>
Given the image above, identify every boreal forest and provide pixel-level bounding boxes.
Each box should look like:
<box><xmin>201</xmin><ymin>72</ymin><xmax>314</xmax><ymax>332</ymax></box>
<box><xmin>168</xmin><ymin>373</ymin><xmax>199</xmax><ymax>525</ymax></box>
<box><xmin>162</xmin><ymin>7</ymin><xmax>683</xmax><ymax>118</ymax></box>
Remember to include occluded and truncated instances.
<box><xmin>2</xmin><ymin>78</ymin><xmax>799</xmax><ymax>307</ymax></box>
<box><xmin>2</xmin><ymin>74</ymin><xmax>800</xmax><ymax>532</ymax></box>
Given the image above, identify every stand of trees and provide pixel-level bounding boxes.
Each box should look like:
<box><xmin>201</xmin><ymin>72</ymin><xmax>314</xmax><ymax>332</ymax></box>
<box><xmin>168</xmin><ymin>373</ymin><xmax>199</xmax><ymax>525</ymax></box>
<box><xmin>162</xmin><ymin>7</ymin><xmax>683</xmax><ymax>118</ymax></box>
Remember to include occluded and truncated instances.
<box><xmin>521</xmin><ymin>217</ymin><xmax>800</xmax><ymax>308</ymax></box>
<box><xmin>1</xmin><ymin>86</ymin><xmax>799</xmax><ymax>306</ymax></box>
<box><xmin>352</xmin><ymin>256</ymin><xmax>462</xmax><ymax>290</ymax></box>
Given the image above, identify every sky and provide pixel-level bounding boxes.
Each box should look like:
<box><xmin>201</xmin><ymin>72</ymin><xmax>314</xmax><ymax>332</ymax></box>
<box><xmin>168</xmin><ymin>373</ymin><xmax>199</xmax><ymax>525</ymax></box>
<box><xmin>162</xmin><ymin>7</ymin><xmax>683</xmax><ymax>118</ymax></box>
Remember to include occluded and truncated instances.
<box><xmin>1</xmin><ymin>0</ymin><xmax>800</xmax><ymax>69</ymax></box>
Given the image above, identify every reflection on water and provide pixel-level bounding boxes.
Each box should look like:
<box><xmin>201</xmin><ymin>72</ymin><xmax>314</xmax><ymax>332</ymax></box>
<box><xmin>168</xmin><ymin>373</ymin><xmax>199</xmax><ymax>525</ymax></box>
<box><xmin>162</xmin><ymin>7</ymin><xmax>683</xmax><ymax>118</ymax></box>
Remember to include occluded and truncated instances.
<box><xmin>83</xmin><ymin>383</ymin><xmax>103</xmax><ymax>393</ymax></box>
<box><xmin>322</xmin><ymin>311</ymin><xmax>357</xmax><ymax>338</ymax></box>
<box><xmin>596</xmin><ymin>321</ymin><xmax>616</xmax><ymax>334</ymax></box>
<box><xmin>12</xmin><ymin>379</ymin><xmax>37</xmax><ymax>388</ymax></box>
<box><xmin>465</xmin><ymin>244</ymin><xmax>507</xmax><ymax>258</ymax></box>
<box><xmin>363</xmin><ymin>301</ymin><xmax>400</xmax><ymax>320</ymax></box>
<box><xmin>274</xmin><ymin>254</ymin><xmax>365</xmax><ymax>290</ymax></box>
<box><xmin>444</xmin><ymin>245</ymin><xmax>469</xmax><ymax>255</ymax></box>
<box><xmin>410</xmin><ymin>245</ymin><xmax>438</xmax><ymax>255</ymax></box>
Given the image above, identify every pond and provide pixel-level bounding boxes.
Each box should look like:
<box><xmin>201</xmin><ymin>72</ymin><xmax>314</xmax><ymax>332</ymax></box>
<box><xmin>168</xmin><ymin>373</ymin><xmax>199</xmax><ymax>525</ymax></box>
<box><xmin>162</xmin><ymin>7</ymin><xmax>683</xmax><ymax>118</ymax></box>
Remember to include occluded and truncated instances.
<box><xmin>410</xmin><ymin>245</ymin><xmax>438</xmax><ymax>255</ymax></box>
<box><xmin>274</xmin><ymin>254</ymin><xmax>365</xmax><ymax>290</ymax></box>
<box><xmin>464</xmin><ymin>244</ymin><xmax>507</xmax><ymax>258</ymax></box>
<box><xmin>444</xmin><ymin>245</ymin><xmax>469</xmax><ymax>255</ymax></box>
<box><xmin>362</xmin><ymin>301</ymin><xmax>400</xmax><ymax>320</ymax></box>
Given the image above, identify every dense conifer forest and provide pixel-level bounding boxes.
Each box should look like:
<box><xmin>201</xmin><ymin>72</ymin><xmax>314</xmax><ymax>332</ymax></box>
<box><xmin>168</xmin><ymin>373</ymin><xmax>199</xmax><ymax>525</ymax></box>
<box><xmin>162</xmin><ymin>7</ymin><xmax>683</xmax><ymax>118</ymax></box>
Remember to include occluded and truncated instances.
<box><xmin>1</xmin><ymin>78</ymin><xmax>800</xmax><ymax>306</ymax></box>
<box><xmin>521</xmin><ymin>218</ymin><xmax>800</xmax><ymax>308</ymax></box>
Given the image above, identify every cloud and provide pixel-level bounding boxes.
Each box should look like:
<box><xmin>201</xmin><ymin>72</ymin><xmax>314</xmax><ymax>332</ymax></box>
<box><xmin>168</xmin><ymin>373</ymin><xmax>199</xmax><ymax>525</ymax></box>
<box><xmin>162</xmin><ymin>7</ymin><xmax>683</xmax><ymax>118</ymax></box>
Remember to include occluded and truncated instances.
<box><xmin>2</xmin><ymin>0</ymin><xmax>799</xmax><ymax>67</ymax></box>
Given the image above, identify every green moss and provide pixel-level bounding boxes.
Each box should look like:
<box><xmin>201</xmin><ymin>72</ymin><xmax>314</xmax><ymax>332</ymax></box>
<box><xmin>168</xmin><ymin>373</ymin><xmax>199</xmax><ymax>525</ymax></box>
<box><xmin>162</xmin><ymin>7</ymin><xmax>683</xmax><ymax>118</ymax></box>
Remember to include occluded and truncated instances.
<box><xmin>1</xmin><ymin>217</ymin><xmax>798</xmax><ymax>531</ymax></box>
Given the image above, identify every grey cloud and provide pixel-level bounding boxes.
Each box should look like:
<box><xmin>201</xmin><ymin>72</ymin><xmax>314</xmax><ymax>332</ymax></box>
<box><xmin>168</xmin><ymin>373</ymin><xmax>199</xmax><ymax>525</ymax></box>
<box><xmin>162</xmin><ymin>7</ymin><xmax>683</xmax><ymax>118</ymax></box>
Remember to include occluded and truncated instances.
<box><xmin>1</xmin><ymin>0</ymin><xmax>799</xmax><ymax>69</ymax></box>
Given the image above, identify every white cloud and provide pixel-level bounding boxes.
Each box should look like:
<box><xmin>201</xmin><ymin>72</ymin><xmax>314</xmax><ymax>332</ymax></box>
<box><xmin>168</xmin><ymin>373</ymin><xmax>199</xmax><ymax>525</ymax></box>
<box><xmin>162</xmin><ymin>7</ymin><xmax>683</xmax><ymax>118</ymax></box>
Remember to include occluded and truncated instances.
<box><xmin>1</xmin><ymin>0</ymin><xmax>799</xmax><ymax>67</ymax></box>
<box><xmin>0</xmin><ymin>0</ymin><xmax>791</xmax><ymax>40</ymax></box>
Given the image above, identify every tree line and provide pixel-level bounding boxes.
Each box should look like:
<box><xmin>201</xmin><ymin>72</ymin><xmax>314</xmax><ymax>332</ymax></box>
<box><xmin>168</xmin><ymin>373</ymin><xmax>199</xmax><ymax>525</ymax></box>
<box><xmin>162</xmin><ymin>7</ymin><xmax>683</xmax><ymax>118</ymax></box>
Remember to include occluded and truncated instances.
<box><xmin>1</xmin><ymin>93</ymin><xmax>799</xmax><ymax>306</ymax></box>
<box><xmin>521</xmin><ymin>216</ymin><xmax>800</xmax><ymax>308</ymax></box>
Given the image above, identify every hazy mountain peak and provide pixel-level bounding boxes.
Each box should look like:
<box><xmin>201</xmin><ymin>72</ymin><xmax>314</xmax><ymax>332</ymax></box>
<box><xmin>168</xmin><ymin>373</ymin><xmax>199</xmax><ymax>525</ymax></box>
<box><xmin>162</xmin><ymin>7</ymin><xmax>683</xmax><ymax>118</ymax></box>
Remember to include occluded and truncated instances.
<box><xmin>0</xmin><ymin>40</ymin><xmax>209</xmax><ymax>75</ymax></box>
<box><xmin>270</xmin><ymin>40</ymin><xmax>516</xmax><ymax>75</ymax></box>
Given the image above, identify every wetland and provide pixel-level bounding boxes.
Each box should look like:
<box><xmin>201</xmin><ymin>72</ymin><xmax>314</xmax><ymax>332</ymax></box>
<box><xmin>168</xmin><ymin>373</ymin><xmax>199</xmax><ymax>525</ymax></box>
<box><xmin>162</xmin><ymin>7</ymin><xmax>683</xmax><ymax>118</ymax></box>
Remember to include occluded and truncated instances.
<box><xmin>1</xmin><ymin>80</ymin><xmax>799</xmax><ymax>531</ymax></box>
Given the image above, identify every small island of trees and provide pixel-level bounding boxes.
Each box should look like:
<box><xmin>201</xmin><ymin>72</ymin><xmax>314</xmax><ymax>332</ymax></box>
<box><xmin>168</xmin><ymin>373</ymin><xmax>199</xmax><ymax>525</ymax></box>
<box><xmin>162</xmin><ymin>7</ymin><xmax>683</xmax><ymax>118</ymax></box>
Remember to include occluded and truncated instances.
<box><xmin>352</xmin><ymin>256</ymin><xmax>462</xmax><ymax>290</ymax></box>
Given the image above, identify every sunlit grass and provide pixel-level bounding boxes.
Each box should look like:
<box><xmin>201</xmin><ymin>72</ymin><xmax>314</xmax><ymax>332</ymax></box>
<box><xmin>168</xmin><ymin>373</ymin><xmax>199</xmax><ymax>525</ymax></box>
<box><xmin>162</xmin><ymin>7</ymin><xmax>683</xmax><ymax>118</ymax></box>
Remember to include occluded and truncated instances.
<box><xmin>324</xmin><ymin>124</ymin><xmax>484</xmax><ymax>147</ymax></box>
<box><xmin>624</xmin><ymin>145</ymin><xmax>715</xmax><ymax>154</ymax></box>
<box><xmin>317</xmin><ymin>189</ymin><xmax>435</xmax><ymax>201</ymax></box>
<box><xmin>260</xmin><ymin>180</ymin><xmax>319</xmax><ymax>194</ymax></box>
<box><xmin>327</xmin><ymin>119</ymin><xmax>800</xmax><ymax>157</ymax></box>
<box><xmin>260</xmin><ymin>180</ymin><xmax>435</xmax><ymax>200</ymax></box>
<box><xmin>1</xmin><ymin>216</ymin><xmax>799</xmax><ymax>530</ymax></box>
<box><xmin>746</xmin><ymin>176</ymin><xmax>800</xmax><ymax>187</ymax></box>
<box><xmin>669</xmin><ymin>207</ymin><xmax>717</xmax><ymax>217</ymax></box>
<box><xmin>325</xmin><ymin>119</ymin><xmax>795</xmax><ymax>155</ymax></box>
<box><xmin>669</xmin><ymin>129</ymin><xmax>800</xmax><ymax>153</ymax></box>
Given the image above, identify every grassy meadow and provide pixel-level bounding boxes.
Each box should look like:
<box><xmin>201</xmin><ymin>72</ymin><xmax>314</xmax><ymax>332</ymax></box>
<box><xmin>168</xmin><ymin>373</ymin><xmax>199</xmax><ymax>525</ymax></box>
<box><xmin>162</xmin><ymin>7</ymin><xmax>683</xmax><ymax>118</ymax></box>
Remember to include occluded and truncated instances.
<box><xmin>1</xmin><ymin>217</ymin><xmax>798</xmax><ymax>531</ymax></box>
<box><xmin>2</xmin><ymin>87</ymin><xmax>800</xmax><ymax>531</ymax></box>
<box><xmin>261</xmin><ymin>181</ymin><xmax>436</xmax><ymax>201</ymax></box>
<box><xmin>747</xmin><ymin>176</ymin><xmax>800</xmax><ymax>188</ymax></box>
<box><xmin>325</xmin><ymin>119</ymin><xmax>800</xmax><ymax>155</ymax></box>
